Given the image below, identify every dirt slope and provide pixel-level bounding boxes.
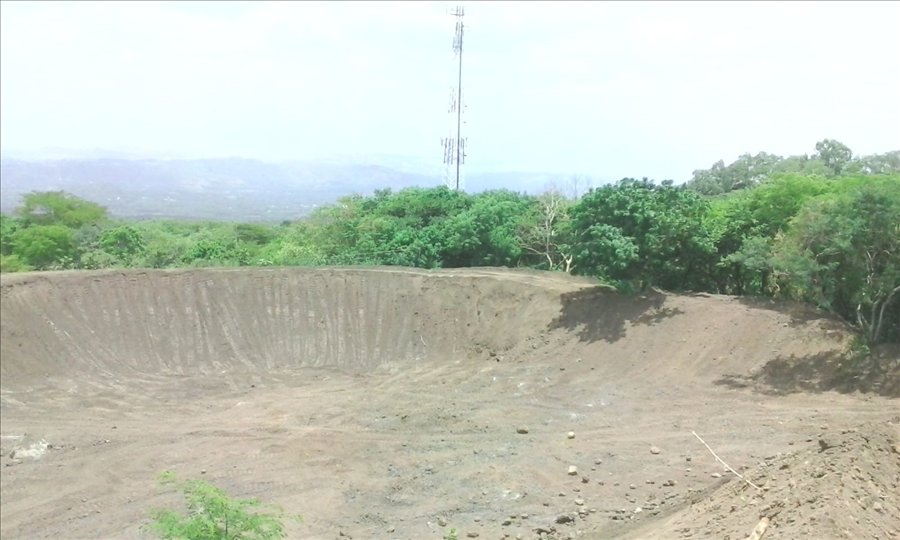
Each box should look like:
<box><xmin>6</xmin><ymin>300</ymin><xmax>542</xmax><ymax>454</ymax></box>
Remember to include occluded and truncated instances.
<box><xmin>0</xmin><ymin>267</ymin><xmax>592</xmax><ymax>384</ymax></box>
<box><xmin>0</xmin><ymin>267</ymin><xmax>855</xmax><ymax>387</ymax></box>
<box><xmin>0</xmin><ymin>267</ymin><xmax>897</xmax><ymax>540</ymax></box>
<box><xmin>620</xmin><ymin>420</ymin><xmax>900</xmax><ymax>540</ymax></box>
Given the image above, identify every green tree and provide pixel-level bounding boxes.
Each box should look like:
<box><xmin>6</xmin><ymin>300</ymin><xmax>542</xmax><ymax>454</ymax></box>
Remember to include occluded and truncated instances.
<box><xmin>146</xmin><ymin>472</ymin><xmax>297</xmax><ymax>540</ymax></box>
<box><xmin>814</xmin><ymin>139</ymin><xmax>853</xmax><ymax>176</ymax></box>
<box><xmin>100</xmin><ymin>225</ymin><xmax>147</xmax><ymax>260</ymax></box>
<box><xmin>772</xmin><ymin>154</ymin><xmax>831</xmax><ymax>177</ymax></box>
<box><xmin>688</xmin><ymin>152</ymin><xmax>785</xmax><ymax>196</ymax></box>
<box><xmin>441</xmin><ymin>190</ymin><xmax>536</xmax><ymax>268</ymax></box>
<box><xmin>743</xmin><ymin>173</ymin><xmax>830</xmax><ymax>237</ymax></box>
<box><xmin>706</xmin><ymin>194</ymin><xmax>756</xmax><ymax>294</ymax></box>
<box><xmin>182</xmin><ymin>238</ymin><xmax>248</xmax><ymax>266</ymax></box>
<box><xmin>16</xmin><ymin>191</ymin><xmax>108</xmax><ymax>228</ymax></box>
<box><xmin>10</xmin><ymin>225</ymin><xmax>78</xmax><ymax>269</ymax></box>
<box><xmin>303</xmin><ymin>187</ymin><xmax>472</xmax><ymax>268</ymax></box>
<box><xmin>0</xmin><ymin>214</ymin><xmax>24</xmax><ymax>256</ymax></box>
<box><xmin>235</xmin><ymin>223</ymin><xmax>279</xmax><ymax>245</ymax></box>
<box><xmin>704</xmin><ymin>173</ymin><xmax>831</xmax><ymax>295</ymax></box>
<box><xmin>570</xmin><ymin>179</ymin><xmax>716</xmax><ymax>291</ymax></box>
<box><xmin>687</xmin><ymin>142</ymin><xmax>868</xmax><ymax>196</ymax></box>
<box><xmin>772</xmin><ymin>177</ymin><xmax>900</xmax><ymax>344</ymax></box>
<box><xmin>844</xmin><ymin>150</ymin><xmax>900</xmax><ymax>176</ymax></box>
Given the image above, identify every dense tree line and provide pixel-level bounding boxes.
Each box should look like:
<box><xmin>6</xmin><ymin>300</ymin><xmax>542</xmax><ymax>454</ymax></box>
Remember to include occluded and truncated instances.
<box><xmin>1</xmin><ymin>141</ymin><xmax>898</xmax><ymax>344</ymax></box>
<box><xmin>686</xmin><ymin>139</ymin><xmax>899</xmax><ymax>196</ymax></box>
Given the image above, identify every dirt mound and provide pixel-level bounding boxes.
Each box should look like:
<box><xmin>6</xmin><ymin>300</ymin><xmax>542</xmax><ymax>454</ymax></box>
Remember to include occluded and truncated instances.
<box><xmin>1</xmin><ymin>267</ymin><xmax>896</xmax><ymax>540</ymax></box>
<box><xmin>621</xmin><ymin>421</ymin><xmax>900</xmax><ymax>540</ymax></box>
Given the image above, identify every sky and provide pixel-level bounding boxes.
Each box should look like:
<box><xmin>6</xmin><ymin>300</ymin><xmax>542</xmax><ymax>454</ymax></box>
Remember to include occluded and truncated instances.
<box><xmin>1</xmin><ymin>1</ymin><xmax>898</xmax><ymax>181</ymax></box>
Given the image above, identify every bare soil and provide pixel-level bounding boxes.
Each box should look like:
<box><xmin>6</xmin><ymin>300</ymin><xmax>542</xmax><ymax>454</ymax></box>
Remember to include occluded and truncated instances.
<box><xmin>1</xmin><ymin>267</ymin><xmax>897</xmax><ymax>540</ymax></box>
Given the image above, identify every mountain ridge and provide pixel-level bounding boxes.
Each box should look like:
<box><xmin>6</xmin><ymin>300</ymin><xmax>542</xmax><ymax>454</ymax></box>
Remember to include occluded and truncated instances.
<box><xmin>0</xmin><ymin>156</ymin><xmax>591</xmax><ymax>222</ymax></box>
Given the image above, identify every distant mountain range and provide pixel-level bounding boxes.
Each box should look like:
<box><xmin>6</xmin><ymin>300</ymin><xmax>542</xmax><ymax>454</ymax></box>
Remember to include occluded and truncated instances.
<box><xmin>0</xmin><ymin>155</ymin><xmax>592</xmax><ymax>222</ymax></box>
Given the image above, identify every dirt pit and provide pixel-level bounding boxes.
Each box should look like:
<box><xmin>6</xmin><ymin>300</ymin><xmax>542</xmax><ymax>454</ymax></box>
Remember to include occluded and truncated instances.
<box><xmin>1</xmin><ymin>267</ymin><xmax>897</xmax><ymax>540</ymax></box>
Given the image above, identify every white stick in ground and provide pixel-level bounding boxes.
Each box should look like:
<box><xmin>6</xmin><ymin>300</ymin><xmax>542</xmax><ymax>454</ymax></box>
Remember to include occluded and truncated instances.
<box><xmin>692</xmin><ymin>430</ymin><xmax>761</xmax><ymax>490</ymax></box>
<box><xmin>746</xmin><ymin>517</ymin><xmax>770</xmax><ymax>540</ymax></box>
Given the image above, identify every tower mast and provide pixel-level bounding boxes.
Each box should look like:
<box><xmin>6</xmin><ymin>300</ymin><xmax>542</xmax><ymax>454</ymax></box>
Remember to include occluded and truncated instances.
<box><xmin>442</xmin><ymin>5</ymin><xmax>466</xmax><ymax>191</ymax></box>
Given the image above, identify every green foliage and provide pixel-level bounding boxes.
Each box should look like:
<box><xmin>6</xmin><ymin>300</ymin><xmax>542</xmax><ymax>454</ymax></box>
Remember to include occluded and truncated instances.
<box><xmin>814</xmin><ymin>139</ymin><xmax>853</xmax><ymax>176</ymax></box>
<box><xmin>743</xmin><ymin>174</ymin><xmax>829</xmax><ymax>237</ymax></box>
<box><xmin>570</xmin><ymin>179</ymin><xmax>716</xmax><ymax>291</ymax></box>
<box><xmin>16</xmin><ymin>190</ymin><xmax>108</xmax><ymax>228</ymax></box>
<box><xmin>770</xmin><ymin>177</ymin><xmax>900</xmax><ymax>344</ymax></box>
<box><xmin>10</xmin><ymin>225</ymin><xmax>78</xmax><ymax>269</ymax></box>
<box><xmin>774</xmin><ymin>154</ymin><xmax>831</xmax><ymax>177</ymax></box>
<box><xmin>294</xmin><ymin>186</ymin><xmax>535</xmax><ymax>268</ymax></box>
<box><xmin>687</xmin><ymin>140</ymin><xmax>892</xmax><ymax>196</ymax></box>
<box><xmin>844</xmin><ymin>150</ymin><xmax>900</xmax><ymax>176</ymax></box>
<box><xmin>0</xmin><ymin>254</ymin><xmax>32</xmax><ymax>273</ymax></box>
<box><xmin>705</xmin><ymin>173</ymin><xmax>831</xmax><ymax>296</ymax></box>
<box><xmin>1</xmin><ymin>144</ymin><xmax>896</xmax><ymax>345</ymax></box>
<box><xmin>443</xmin><ymin>529</ymin><xmax>459</xmax><ymax>540</ymax></box>
<box><xmin>100</xmin><ymin>225</ymin><xmax>147</xmax><ymax>260</ymax></box>
<box><xmin>441</xmin><ymin>190</ymin><xmax>536</xmax><ymax>268</ymax></box>
<box><xmin>146</xmin><ymin>472</ymin><xmax>297</xmax><ymax>540</ymax></box>
<box><xmin>688</xmin><ymin>152</ymin><xmax>785</xmax><ymax>196</ymax></box>
<box><xmin>80</xmin><ymin>249</ymin><xmax>124</xmax><ymax>270</ymax></box>
<box><xmin>0</xmin><ymin>214</ymin><xmax>24</xmax><ymax>256</ymax></box>
<box><xmin>846</xmin><ymin>334</ymin><xmax>871</xmax><ymax>363</ymax></box>
<box><xmin>182</xmin><ymin>238</ymin><xmax>240</xmax><ymax>264</ymax></box>
<box><xmin>235</xmin><ymin>223</ymin><xmax>279</xmax><ymax>245</ymax></box>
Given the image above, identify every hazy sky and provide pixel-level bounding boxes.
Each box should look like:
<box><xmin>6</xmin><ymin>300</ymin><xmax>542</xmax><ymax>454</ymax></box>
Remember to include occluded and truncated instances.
<box><xmin>1</xmin><ymin>1</ymin><xmax>898</xmax><ymax>180</ymax></box>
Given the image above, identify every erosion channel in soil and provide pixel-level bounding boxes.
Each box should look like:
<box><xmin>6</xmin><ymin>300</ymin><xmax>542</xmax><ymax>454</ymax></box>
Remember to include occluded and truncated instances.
<box><xmin>1</xmin><ymin>267</ymin><xmax>897</xmax><ymax>540</ymax></box>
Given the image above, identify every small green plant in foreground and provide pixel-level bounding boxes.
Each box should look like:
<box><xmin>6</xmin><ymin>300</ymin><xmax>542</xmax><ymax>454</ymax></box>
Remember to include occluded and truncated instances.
<box><xmin>443</xmin><ymin>529</ymin><xmax>459</xmax><ymax>540</ymax></box>
<box><xmin>146</xmin><ymin>471</ymin><xmax>299</xmax><ymax>540</ymax></box>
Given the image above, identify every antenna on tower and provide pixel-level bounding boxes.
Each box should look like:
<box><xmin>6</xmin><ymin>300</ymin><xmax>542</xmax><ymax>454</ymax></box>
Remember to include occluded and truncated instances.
<box><xmin>441</xmin><ymin>5</ymin><xmax>466</xmax><ymax>191</ymax></box>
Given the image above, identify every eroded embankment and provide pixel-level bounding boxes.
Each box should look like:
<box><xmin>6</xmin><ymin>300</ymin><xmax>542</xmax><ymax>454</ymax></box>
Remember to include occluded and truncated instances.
<box><xmin>1</xmin><ymin>266</ymin><xmax>859</xmax><ymax>394</ymax></box>
<box><xmin>0</xmin><ymin>267</ymin><xmax>591</xmax><ymax>385</ymax></box>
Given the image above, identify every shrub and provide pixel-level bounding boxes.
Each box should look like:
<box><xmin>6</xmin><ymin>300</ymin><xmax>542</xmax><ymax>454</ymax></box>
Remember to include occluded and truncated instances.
<box><xmin>146</xmin><ymin>472</ymin><xmax>298</xmax><ymax>540</ymax></box>
<box><xmin>0</xmin><ymin>254</ymin><xmax>32</xmax><ymax>273</ymax></box>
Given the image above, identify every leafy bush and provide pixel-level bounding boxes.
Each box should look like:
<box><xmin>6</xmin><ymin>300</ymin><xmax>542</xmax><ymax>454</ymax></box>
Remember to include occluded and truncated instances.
<box><xmin>80</xmin><ymin>249</ymin><xmax>124</xmax><ymax>270</ymax></box>
<box><xmin>10</xmin><ymin>225</ymin><xmax>78</xmax><ymax>269</ymax></box>
<box><xmin>146</xmin><ymin>472</ymin><xmax>298</xmax><ymax>540</ymax></box>
<box><xmin>99</xmin><ymin>225</ymin><xmax>147</xmax><ymax>260</ymax></box>
<box><xmin>0</xmin><ymin>214</ymin><xmax>23</xmax><ymax>255</ymax></box>
<box><xmin>0</xmin><ymin>254</ymin><xmax>32</xmax><ymax>273</ymax></box>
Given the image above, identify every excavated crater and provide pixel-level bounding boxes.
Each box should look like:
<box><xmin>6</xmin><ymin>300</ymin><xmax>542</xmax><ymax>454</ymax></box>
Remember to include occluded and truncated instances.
<box><xmin>1</xmin><ymin>267</ymin><xmax>896</xmax><ymax>540</ymax></box>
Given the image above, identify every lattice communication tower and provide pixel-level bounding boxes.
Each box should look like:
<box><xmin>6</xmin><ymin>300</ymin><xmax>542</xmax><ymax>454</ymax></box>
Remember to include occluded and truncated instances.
<box><xmin>441</xmin><ymin>5</ymin><xmax>466</xmax><ymax>191</ymax></box>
